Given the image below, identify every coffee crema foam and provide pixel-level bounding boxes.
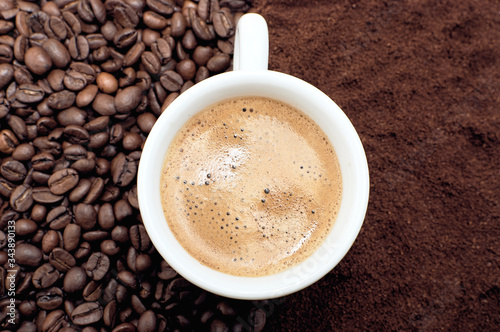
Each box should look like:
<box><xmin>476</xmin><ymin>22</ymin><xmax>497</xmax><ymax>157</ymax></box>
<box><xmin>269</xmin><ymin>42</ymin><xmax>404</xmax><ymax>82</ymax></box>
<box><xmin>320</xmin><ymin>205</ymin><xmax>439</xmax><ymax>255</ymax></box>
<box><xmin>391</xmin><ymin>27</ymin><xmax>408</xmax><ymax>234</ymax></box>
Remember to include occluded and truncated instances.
<box><xmin>160</xmin><ymin>97</ymin><xmax>342</xmax><ymax>277</ymax></box>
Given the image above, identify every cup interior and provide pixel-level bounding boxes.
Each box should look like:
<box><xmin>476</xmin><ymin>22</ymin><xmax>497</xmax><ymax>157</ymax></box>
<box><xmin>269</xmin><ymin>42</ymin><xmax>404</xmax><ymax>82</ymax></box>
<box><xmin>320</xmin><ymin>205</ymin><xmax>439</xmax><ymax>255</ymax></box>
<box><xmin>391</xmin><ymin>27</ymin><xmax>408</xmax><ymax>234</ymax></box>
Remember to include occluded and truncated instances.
<box><xmin>138</xmin><ymin>70</ymin><xmax>369</xmax><ymax>300</ymax></box>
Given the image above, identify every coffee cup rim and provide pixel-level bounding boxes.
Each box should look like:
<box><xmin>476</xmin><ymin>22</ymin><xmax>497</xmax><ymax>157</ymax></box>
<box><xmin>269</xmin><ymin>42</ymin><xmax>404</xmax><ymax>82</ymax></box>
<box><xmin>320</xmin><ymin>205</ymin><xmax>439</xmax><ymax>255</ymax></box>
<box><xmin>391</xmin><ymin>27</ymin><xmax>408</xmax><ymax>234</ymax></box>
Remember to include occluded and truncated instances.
<box><xmin>138</xmin><ymin>69</ymin><xmax>369</xmax><ymax>300</ymax></box>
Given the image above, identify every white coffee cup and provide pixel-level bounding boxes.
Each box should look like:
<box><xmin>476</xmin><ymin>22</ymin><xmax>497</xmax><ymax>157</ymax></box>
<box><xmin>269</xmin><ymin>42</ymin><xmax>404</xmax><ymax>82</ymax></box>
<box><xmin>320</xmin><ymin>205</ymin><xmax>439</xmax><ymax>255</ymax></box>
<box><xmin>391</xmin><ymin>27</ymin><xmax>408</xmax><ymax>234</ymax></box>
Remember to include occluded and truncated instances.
<box><xmin>138</xmin><ymin>13</ymin><xmax>369</xmax><ymax>300</ymax></box>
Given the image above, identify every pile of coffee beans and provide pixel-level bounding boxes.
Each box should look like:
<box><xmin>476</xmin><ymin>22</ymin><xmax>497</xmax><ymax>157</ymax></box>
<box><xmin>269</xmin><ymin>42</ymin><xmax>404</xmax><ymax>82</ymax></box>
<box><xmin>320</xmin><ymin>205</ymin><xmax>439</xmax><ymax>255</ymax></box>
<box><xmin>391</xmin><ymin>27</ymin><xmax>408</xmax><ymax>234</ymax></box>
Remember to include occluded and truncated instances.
<box><xmin>0</xmin><ymin>0</ymin><xmax>273</xmax><ymax>330</ymax></box>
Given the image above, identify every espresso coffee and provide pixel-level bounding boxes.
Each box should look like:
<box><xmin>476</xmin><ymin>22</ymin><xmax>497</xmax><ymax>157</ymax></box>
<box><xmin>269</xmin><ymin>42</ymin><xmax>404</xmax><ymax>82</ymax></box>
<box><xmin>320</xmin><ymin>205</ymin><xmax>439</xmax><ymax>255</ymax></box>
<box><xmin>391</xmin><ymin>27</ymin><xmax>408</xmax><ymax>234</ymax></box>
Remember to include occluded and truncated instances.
<box><xmin>160</xmin><ymin>97</ymin><xmax>342</xmax><ymax>277</ymax></box>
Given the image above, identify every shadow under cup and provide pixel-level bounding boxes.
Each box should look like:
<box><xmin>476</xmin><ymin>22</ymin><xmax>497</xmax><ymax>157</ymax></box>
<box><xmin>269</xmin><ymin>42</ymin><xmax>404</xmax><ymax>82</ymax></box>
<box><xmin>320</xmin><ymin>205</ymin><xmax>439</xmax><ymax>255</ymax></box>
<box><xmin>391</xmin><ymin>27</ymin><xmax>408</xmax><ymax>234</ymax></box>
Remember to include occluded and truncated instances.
<box><xmin>138</xmin><ymin>69</ymin><xmax>369</xmax><ymax>300</ymax></box>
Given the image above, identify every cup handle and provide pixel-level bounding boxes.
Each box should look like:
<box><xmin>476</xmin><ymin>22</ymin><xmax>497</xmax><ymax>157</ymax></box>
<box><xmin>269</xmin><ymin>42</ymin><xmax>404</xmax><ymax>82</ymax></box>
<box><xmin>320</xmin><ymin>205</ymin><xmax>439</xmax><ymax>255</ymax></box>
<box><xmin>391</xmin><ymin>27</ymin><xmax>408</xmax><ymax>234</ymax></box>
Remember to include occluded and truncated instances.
<box><xmin>233</xmin><ymin>13</ymin><xmax>269</xmax><ymax>71</ymax></box>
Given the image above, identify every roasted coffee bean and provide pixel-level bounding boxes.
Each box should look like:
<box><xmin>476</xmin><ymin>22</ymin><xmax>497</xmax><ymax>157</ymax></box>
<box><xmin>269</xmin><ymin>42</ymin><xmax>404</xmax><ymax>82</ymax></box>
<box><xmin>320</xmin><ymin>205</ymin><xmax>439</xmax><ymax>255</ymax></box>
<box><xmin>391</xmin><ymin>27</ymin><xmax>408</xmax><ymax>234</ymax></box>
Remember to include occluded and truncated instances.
<box><xmin>141</xmin><ymin>51</ymin><xmax>161</xmax><ymax>75</ymax></box>
<box><xmin>14</xmin><ymin>218</ymin><xmax>37</xmax><ymax>236</ymax></box>
<box><xmin>149</xmin><ymin>39</ymin><xmax>171</xmax><ymax>67</ymax></box>
<box><xmin>15</xmin><ymin>243</ymin><xmax>42</xmax><ymax>266</ymax></box>
<box><xmin>83</xmin><ymin>177</ymin><xmax>104</xmax><ymax>204</ymax></box>
<box><xmin>182</xmin><ymin>29</ymin><xmax>197</xmax><ymax>50</ymax></box>
<box><xmin>115</xmin><ymin>86</ymin><xmax>142</xmax><ymax>114</ymax></box>
<box><xmin>49</xmin><ymin>247</ymin><xmax>76</xmax><ymax>272</ymax></box>
<box><xmin>111</xmin><ymin>225</ymin><xmax>129</xmax><ymax>243</ymax></box>
<box><xmin>100</xmin><ymin>239</ymin><xmax>120</xmax><ymax>256</ymax></box>
<box><xmin>10</xmin><ymin>184</ymin><xmax>33</xmax><ymax>212</ymax></box>
<box><xmin>36</xmin><ymin>117</ymin><xmax>57</xmax><ymax>136</ymax></box>
<box><xmin>44</xmin><ymin>16</ymin><xmax>68</xmax><ymax>40</ymax></box>
<box><xmin>109</xmin><ymin>124</ymin><xmax>124</xmax><ymax>144</ymax></box>
<box><xmin>88</xmin><ymin>131</ymin><xmax>109</xmax><ymax>149</ymax></box>
<box><xmin>32</xmin><ymin>152</ymin><xmax>55</xmax><ymax>172</ymax></box>
<box><xmin>176</xmin><ymin>59</ymin><xmax>197</xmax><ymax>81</ymax></box>
<box><xmin>213</xmin><ymin>8</ymin><xmax>234</xmax><ymax>38</ymax></box>
<box><xmin>33</xmin><ymin>263</ymin><xmax>60</xmax><ymax>289</ymax></box>
<box><xmin>119</xmin><ymin>67</ymin><xmax>136</xmax><ymax>88</ymax></box>
<box><xmin>63</xmin><ymin>266</ymin><xmax>87</xmax><ymax>293</ymax></box>
<box><xmin>99</xmin><ymin>20</ymin><xmax>116</xmax><ymax>40</ymax></box>
<box><xmin>146</xmin><ymin>0</ymin><xmax>175</xmax><ymax>15</ymax></box>
<box><xmin>175</xmin><ymin>40</ymin><xmax>189</xmax><ymax>61</ymax></box>
<box><xmin>103</xmin><ymin>299</ymin><xmax>117</xmax><ymax>327</ymax></box>
<box><xmin>76</xmin><ymin>84</ymin><xmax>98</xmax><ymax>108</ymax></box>
<box><xmin>48</xmin><ymin>168</ymin><xmax>79</xmax><ymax>195</ymax></box>
<box><xmin>143</xmin><ymin>11</ymin><xmax>167</xmax><ymax>30</ymax></box>
<box><xmin>0</xmin><ymin>44</ymin><xmax>13</xmax><ymax>63</ymax></box>
<box><xmin>111</xmin><ymin>152</ymin><xmax>137</xmax><ymax>187</ymax></box>
<box><xmin>92</xmin><ymin>93</ymin><xmax>116</xmax><ymax>116</ymax></box>
<box><xmin>84</xmin><ymin>116</ymin><xmax>109</xmax><ymax>133</ymax></box>
<box><xmin>46</xmin><ymin>69</ymin><xmax>65</xmax><ymax>92</ymax></box>
<box><xmin>137</xmin><ymin>112</ymin><xmax>156</xmax><ymax>134</ymax></box>
<box><xmin>57</xmin><ymin>108</ymin><xmax>87</xmax><ymax>127</ymax></box>
<box><xmin>83</xmin><ymin>229</ymin><xmax>108</xmax><ymax>242</ymax></box>
<box><xmin>19</xmin><ymin>299</ymin><xmax>37</xmax><ymax>317</ymax></box>
<box><xmin>122</xmin><ymin>132</ymin><xmax>143</xmax><ymax>150</ymax></box>
<box><xmin>70</xmin><ymin>62</ymin><xmax>96</xmax><ymax>83</ymax></box>
<box><xmin>32</xmin><ymin>186</ymin><xmax>64</xmax><ymax>204</ymax></box>
<box><xmin>114</xmin><ymin>28</ymin><xmax>138</xmax><ymax>49</ymax></box>
<box><xmin>114</xmin><ymin>199</ymin><xmax>133</xmax><ymax>222</ymax></box>
<box><xmin>48</xmin><ymin>90</ymin><xmax>76</xmax><ymax>110</ymax></box>
<box><xmin>218</xmin><ymin>34</ymin><xmax>235</xmax><ymax>54</ymax></box>
<box><xmin>46</xmin><ymin>205</ymin><xmax>73</xmax><ymax>230</ymax></box>
<box><xmin>207</xmin><ymin>52</ymin><xmax>231</xmax><ymax>72</ymax></box>
<box><xmin>64</xmin><ymin>69</ymin><xmax>88</xmax><ymax>91</ymax></box>
<box><xmin>92</xmin><ymin>45</ymin><xmax>110</xmax><ymax>62</ymax></box>
<box><xmin>68</xmin><ymin>36</ymin><xmax>90</xmax><ymax>61</ymax></box>
<box><xmin>74</xmin><ymin>203</ymin><xmax>97</xmax><ymax>230</ymax></box>
<box><xmin>14</xmin><ymin>66</ymin><xmax>33</xmax><ymax>85</ymax></box>
<box><xmin>24</xmin><ymin>46</ymin><xmax>52</xmax><ymax>75</ymax></box>
<box><xmin>0</xmin><ymin>63</ymin><xmax>13</xmax><ymax>89</ymax></box>
<box><xmin>13</xmin><ymin>35</ymin><xmax>28</xmax><ymax>63</ymax></box>
<box><xmin>42</xmin><ymin>230</ymin><xmax>60</xmax><ymax>254</ymax></box>
<box><xmin>85</xmin><ymin>252</ymin><xmax>110</xmax><ymax>281</ymax></box>
<box><xmin>86</xmin><ymin>33</ymin><xmax>107</xmax><ymax>50</ymax></box>
<box><xmin>0</xmin><ymin>129</ymin><xmax>19</xmax><ymax>154</ymax></box>
<box><xmin>98</xmin><ymin>202</ymin><xmax>115</xmax><ymax>230</ymax></box>
<box><xmin>64</xmin><ymin>125</ymin><xmax>90</xmax><ymax>144</ymax></box>
<box><xmin>171</xmin><ymin>11</ymin><xmax>187</xmax><ymax>38</ymax></box>
<box><xmin>131</xmin><ymin>294</ymin><xmax>146</xmax><ymax>314</ymax></box>
<box><xmin>41</xmin><ymin>309</ymin><xmax>67</xmax><ymax>332</ymax></box>
<box><xmin>142</xmin><ymin>29</ymin><xmax>160</xmax><ymax>48</ymax></box>
<box><xmin>112</xmin><ymin>2</ymin><xmax>140</xmax><ymax>28</ymax></box>
<box><xmin>83</xmin><ymin>280</ymin><xmax>103</xmax><ymax>301</ymax></box>
<box><xmin>36</xmin><ymin>287</ymin><xmax>63</xmax><ymax>310</ymax></box>
<box><xmin>74</xmin><ymin>241</ymin><xmax>92</xmax><ymax>260</ymax></box>
<box><xmin>136</xmin><ymin>70</ymin><xmax>151</xmax><ymax>91</ymax></box>
<box><xmin>123</xmin><ymin>42</ymin><xmax>145</xmax><ymax>67</ymax></box>
<box><xmin>248</xmin><ymin>308</ymin><xmax>267</xmax><ymax>332</ymax></box>
<box><xmin>69</xmin><ymin>178</ymin><xmax>91</xmax><ymax>202</ymax></box>
<box><xmin>136</xmin><ymin>309</ymin><xmax>157</xmax><ymax>332</ymax></box>
<box><xmin>0</xmin><ymin>177</ymin><xmax>15</xmax><ymax>197</ymax></box>
<box><xmin>8</xmin><ymin>114</ymin><xmax>28</xmax><ymax>140</ymax></box>
<box><xmin>100</xmin><ymin>143</ymin><xmax>118</xmax><ymax>159</ymax></box>
<box><xmin>191</xmin><ymin>10</ymin><xmax>215</xmax><ymax>41</ymax></box>
<box><xmin>160</xmin><ymin>70</ymin><xmax>183</xmax><ymax>92</ymax></box>
<box><xmin>42</xmin><ymin>38</ymin><xmax>71</xmax><ymax>68</ymax></box>
<box><xmin>0</xmin><ymin>19</ymin><xmax>14</xmax><ymax>34</ymax></box>
<box><xmin>96</xmin><ymin>72</ymin><xmax>118</xmax><ymax>94</ymax></box>
<box><xmin>30</xmin><ymin>204</ymin><xmax>46</xmax><ymax>222</ymax></box>
<box><xmin>71</xmin><ymin>301</ymin><xmax>103</xmax><ymax>325</ymax></box>
<box><xmin>1</xmin><ymin>159</ymin><xmax>27</xmax><ymax>182</ymax></box>
<box><xmin>53</xmin><ymin>158</ymin><xmax>71</xmax><ymax>173</ymax></box>
<box><xmin>62</xmin><ymin>223</ymin><xmax>81</xmax><ymax>252</ymax></box>
<box><xmin>130</xmin><ymin>224</ymin><xmax>151</xmax><ymax>252</ymax></box>
<box><xmin>78</xmin><ymin>0</ymin><xmax>105</xmax><ymax>24</ymax></box>
<box><xmin>15</xmin><ymin>83</ymin><xmax>44</xmax><ymax>104</ymax></box>
<box><xmin>35</xmin><ymin>136</ymin><xmax>61</xmax><ymax>154</ymax></box>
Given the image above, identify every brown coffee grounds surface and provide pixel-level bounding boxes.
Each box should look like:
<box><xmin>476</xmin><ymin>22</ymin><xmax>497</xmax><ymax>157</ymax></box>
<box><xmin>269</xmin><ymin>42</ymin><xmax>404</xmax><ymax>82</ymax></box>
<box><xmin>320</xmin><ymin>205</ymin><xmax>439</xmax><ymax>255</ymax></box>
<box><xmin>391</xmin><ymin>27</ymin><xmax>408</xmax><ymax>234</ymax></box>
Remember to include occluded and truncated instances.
<box><xmin>254</xmin><ymin>0</ymin><xmax>500</xmax><ymax>330</ymax></box>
